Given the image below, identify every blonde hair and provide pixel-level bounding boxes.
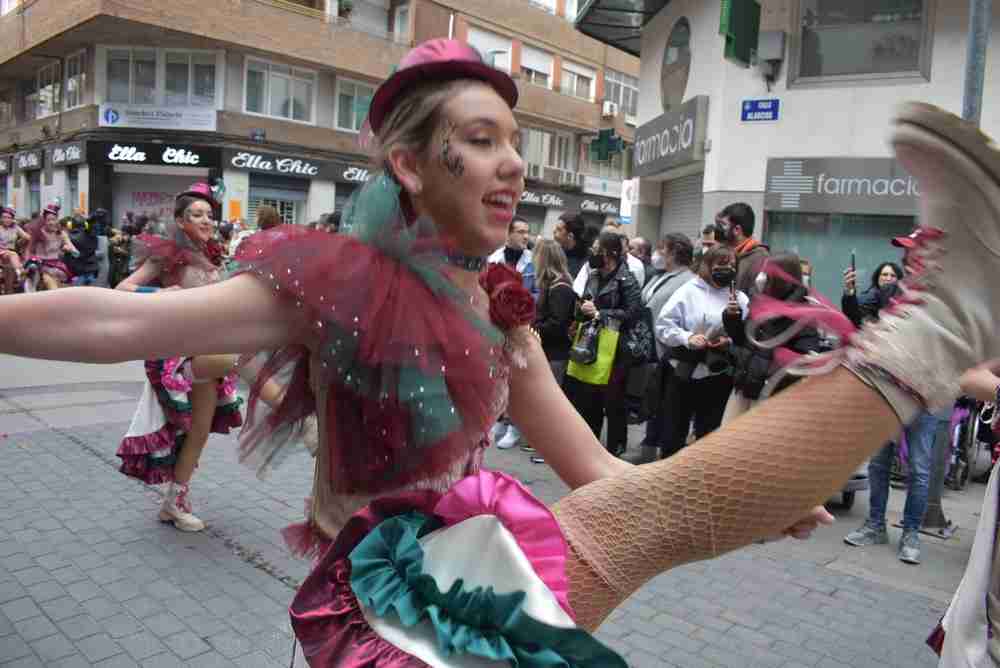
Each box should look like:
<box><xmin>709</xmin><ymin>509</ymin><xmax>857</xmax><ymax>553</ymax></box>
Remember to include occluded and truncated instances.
<box><xmin>373</xmin><ymin>78</ymin><xmax>480</xmax><ymax>174</ymax></box>
<box><xmin>534</xmin><ymin>238</ymin><xmax>572</xmax><ymax>294</ymax></box>
<box><xmin>256</xmin><ymin>205</ymin><xmax>281</xmax><ymax>230</ymax></box>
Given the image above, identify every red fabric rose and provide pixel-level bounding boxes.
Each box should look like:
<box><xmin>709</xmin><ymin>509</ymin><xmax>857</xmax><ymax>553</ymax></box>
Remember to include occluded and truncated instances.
<box><xmin>203</xmin><ymin>239</ymin><xmax>225</xmax><ymax>267</ymax></box>
<box><xmin>479</xmin><ymin>263</ymin><xmax>534</xmax><ymax>331</ymax></box>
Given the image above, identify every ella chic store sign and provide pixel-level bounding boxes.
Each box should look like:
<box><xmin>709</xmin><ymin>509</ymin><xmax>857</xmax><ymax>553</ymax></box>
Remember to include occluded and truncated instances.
<box><xmin>48</xmin><ymin>141</ymin><xmax>87</xmax><ymax>167</ymax></box>
<box><xmin>95</xmin><ymin>142</ymin><xmax>221</xmax><ymax>168</ymax></box>
<box><xmin>223</xmin><ymin>149</ymin><xmax>373</xmax><ymax>185</ymax></box>
<box><xmin>520</xmin><ymin>188</ymin><xmax>620</xmax><ymax>216</ymax></box>
<box><xmin>14</xmin><ymin>149</ymin><xmax>43</xmax><ymax>172</ymax></box>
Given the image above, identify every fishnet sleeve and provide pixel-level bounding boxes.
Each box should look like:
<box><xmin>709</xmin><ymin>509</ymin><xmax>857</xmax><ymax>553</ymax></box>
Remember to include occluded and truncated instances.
<box><xmin>552</xmin><ymin>368</ymin><xmax>901</xmax><ymax>631</ymax></box>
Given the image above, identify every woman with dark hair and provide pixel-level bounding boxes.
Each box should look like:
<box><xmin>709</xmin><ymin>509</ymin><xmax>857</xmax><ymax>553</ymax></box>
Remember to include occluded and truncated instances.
<box><xmin>656</xmin><ymin>245</ymin><xmax>748</xmax><ymax>458</ymax></box>
<box><xmin>564</xmin><ymin>230</ymin><xmax>643</xmax><ymax>456</ymax></box>
<box><xmin>842</xmin><ymin>260</ymin><xmax>903</xmax><ymax>327</ymax></box>
<box><xmin>114</xmin><ymin>185</ymin><xmax>244</xmax><ymax>532</ymax></box>
<box><xmin>722</xmin><ymin>251</ymin><xmax>827</xmax><ymax>423</ymax></box>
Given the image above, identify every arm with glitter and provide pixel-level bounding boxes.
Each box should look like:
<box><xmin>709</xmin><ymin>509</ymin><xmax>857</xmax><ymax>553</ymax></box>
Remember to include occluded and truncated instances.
<box><xmin>0</xmin><ymin>273</ymin><xmax>309</xmax><ymax>363</ymax></box>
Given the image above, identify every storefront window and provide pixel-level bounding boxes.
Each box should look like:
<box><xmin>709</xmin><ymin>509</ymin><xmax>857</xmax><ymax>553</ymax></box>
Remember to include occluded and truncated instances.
<box><xmin>765</xmin><ymin>211</ymin><xmax>912</xmax><ymax>303</ymax></box>
<box><xmin>67</xmin><ymin>165</ymin><xmax>79</xmax><ymax>213</ymax></box>
<box><xmin>27</xmin><ymin>171</ymin><xmax>40</xmax><ymax>216</ymax></box>
<box><xmin>246</xmin><ymin>59</ymin><xmax>315</xmax><ymax>123</ymax></box>
<box><xmin>793</xmin><ymin>0</ymin><xmax>931</xmax><ymax>84</ymax></box>
<box><xmin>250</xmin><ymin>198</ymin><xmax>298</xmax><ymax>227</ymax></box>
<box><xmin>661</xmin><ymin>18</ymin><xmax>691</xmax><ymax>112</ymax></box>
<box><xmin>336</xmin><ymin>79</ymin><xmax>374</xmax><ymax>132</ymax></box>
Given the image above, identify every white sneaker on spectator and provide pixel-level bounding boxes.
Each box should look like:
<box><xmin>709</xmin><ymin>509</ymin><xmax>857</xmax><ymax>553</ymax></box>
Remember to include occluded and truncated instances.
<box><xmin>497</xmin><ymin>425</ymin><xmax>522</xmax><ymax>450</ymax></box>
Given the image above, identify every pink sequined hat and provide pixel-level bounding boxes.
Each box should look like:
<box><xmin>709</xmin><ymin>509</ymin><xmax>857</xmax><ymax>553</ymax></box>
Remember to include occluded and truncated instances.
<box><xmin>42</xmin><ymin>202</ymin><xmax>60</xmax><ymax>218</ymax></box>
<box><xmin>176</xmin><ymin>182</ymin><xmax>217</xmax><ymax>206</ymax></box>
<box><xmin>367</xmin><ymin>38</ymin><xmax>518</xmax><ymax>134</ymax></box>
<box><xmin>0</xmin><ymin>206</ymin><xmax>15</xmax><ymax>218</ymax></box>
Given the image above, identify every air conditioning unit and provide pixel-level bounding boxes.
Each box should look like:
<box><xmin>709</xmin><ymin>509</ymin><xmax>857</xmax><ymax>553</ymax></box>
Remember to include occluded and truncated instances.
<box><xmin>601</xmin><ymin>100</ymin><xmax>619</xmax><ymax>118</ymax></box>
<box><xmin>526</xmin><ymin>162</ymin><xmax>544</xmax><ymax>180</ymax></box>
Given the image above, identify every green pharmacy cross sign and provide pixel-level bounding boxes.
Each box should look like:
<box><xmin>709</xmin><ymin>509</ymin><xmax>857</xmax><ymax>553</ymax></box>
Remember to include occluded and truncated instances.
<box><xmin>589</xmin><ymin>128</ymin><xmax>623</xmax><ymax>163</ymax></box>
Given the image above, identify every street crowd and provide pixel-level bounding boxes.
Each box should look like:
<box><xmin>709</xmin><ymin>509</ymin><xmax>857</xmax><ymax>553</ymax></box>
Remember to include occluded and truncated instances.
<box><xmin>488</xmin><ymin>204</ymin><xmax>986</xmax><ymax>568</ymax></box>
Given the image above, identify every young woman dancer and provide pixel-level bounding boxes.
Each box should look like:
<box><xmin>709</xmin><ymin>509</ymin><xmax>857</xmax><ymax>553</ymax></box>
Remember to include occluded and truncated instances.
<box><xmin>1</xmin><ymin>40</ymin><xmax>998</xmax><ymax>665</ymax></box>
<box><xmin>26</xmin><ymin>204</ymin><xmax>78</xmax><ymax>290</ymax></box>
<box><xmin>113</xmin><ymin>184</ymin><xmax>243</xmax><ymax>532</ymax></box>
<box><xmin>0</xmin><ymin>206</ymin><xmax>29</xmax><ymax>292</ymax></box>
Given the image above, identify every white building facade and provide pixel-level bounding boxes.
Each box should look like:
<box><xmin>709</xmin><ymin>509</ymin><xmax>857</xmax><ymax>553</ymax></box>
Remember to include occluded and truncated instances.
<box><xmin>579</xmin><ymin>0</ymin><xmax>996</xmax><ymax>299</ymax></box>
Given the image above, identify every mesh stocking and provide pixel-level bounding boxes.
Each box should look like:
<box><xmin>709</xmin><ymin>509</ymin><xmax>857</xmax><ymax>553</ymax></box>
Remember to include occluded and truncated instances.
<box><xmin>552</xmin><ymin>367</ymin><xmax>901</xmax><ymax>631</ymax></box>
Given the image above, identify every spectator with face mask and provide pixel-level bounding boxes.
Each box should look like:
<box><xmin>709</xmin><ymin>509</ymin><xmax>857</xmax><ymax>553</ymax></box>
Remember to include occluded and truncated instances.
<box><xmin>655</xmin><ymin>245</ymin><xmax>748</xmax><ymax>459</ymax></box>
<box><xmin>842</xmin><ymin>261</ymin><xmax>903</xmax><ymax>328</ymax></box>
<box><xmin>564</xmin><ymin>231</ymin><xmax>643</xmax><ymax>457</ymax></box>
<box><xmin>573</xmin><ymin>224</ymin><xmax>644</xmax><ymax>294</ymax></box>
<box><xmin>628</xmin><ymin>233</ymin><xmax>696</xmax><ymax>463</ymax></box>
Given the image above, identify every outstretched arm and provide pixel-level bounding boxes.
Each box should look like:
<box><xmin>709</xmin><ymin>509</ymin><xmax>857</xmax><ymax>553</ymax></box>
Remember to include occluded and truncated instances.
<box><xmin>0</xmin><ymin>273</ymin><xmax>309</xmax><ymax>363</ymax></box>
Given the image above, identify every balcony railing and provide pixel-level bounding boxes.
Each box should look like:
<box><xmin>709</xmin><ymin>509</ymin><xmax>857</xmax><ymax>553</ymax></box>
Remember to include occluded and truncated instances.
<box><xmin>248</xmin><ymin>0</ymin><xmax>409</xmax><ymax>44</ymax></box>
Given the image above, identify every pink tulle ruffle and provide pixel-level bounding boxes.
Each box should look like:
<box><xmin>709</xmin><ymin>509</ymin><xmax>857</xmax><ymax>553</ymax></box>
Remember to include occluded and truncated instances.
<box><xmin>290</xmin><ymin>471</ymin><xmax>577</xmax><ymax>665</ymax></box>
<box><xmin>160</xmin><ymin>357</ymin><xmax>193</xmax><ymax>394</ymax></box>
<box><xmin>434</xmin><ymin>471</ymin><xmax>575</xmax><ymax>620</ymax></box>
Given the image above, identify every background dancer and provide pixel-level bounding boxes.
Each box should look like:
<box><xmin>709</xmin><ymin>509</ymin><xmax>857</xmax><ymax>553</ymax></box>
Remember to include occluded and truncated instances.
<box><xmin>113</xmin><ymin>184</ymin><xmax>244</xmax><ymax>532</ymax></box>
<box><xmin>26</xmin><ymin>203</ymin><xmax>77</xmax><ymax>291</ymax></box>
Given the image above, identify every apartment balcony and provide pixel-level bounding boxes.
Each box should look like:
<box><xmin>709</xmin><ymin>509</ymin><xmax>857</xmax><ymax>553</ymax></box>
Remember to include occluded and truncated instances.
<box><xmin>0</xmin><ymin>0</ymin><xmax>408</xmax><ymax>80</ymax></box>
<box><xmin>515</xmin><ymin>78</ymin><xmax>600</xmax><ymax>132</ymax></box>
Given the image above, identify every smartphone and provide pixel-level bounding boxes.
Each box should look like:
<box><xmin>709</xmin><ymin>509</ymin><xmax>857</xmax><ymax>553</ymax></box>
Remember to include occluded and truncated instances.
<box><xmin>730</xmin><ymin>281</ymin><xmax>737</xmax><ymax>301</ymax></box>
<box><xmin>850</xmin><ymin>250</ymin><xmax>856</xmax><ymax>273</ymax></box>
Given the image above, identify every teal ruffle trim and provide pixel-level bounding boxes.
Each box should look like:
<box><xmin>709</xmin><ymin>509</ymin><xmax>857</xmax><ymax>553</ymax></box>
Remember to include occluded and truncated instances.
<box><xmin>349</xmin><ymin>512</ymin><xmax>626</xmax><ymax>667</ymax></box>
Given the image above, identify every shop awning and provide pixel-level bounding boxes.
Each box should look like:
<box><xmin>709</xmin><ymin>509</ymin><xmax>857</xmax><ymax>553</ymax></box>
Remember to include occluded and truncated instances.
<box><xmin>574</xmin><ymin>0</ymin><xmax>671</xmax><ymax>57</ymax></box>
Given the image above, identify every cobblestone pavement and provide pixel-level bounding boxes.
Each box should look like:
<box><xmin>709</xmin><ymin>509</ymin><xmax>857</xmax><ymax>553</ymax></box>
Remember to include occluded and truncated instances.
<box><xmin>0</xmin><ymin>379</ymin><xmax>960</xmax><ymax>667</ymax></box>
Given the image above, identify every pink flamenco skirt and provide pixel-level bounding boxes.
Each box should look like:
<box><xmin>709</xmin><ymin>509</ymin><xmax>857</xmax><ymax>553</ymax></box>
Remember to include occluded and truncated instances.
<box><xmin>289</xmin><ymin>470</ymin><xmax>626</xmax><ymax>667</ymax></box>
<box><xmin>116</xmin><ymin>358</ymin><xmax>243</xmax><ymax>485</ymax></box>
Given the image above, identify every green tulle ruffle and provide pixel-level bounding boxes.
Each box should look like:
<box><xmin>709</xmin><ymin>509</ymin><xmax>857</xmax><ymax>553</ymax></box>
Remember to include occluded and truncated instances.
<box><xmin>349</xmin><ymin>512</ymin><xmax>626</xmax><ymax>667</ymax></box>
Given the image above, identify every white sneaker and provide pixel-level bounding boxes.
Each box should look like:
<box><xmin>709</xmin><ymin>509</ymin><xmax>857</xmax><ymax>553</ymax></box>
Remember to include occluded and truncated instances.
<box><xmin>490</xmin><ymin>421</ymin><xmax>509</xmax><ymax>444</ymax></box>
<box><xmin>497</xmin><ymin>425</ymin><xmax>522</xmax><ymax>450</ymax></box>
<box><xmin>159</xmin><ymin>482</ymin><xmax>206</xmax><ymax>532</ymax></box>
<box><xmin>843</xmin><ymin>103</ymin><xmax>1000</xmax><ymax>423</ymax></box>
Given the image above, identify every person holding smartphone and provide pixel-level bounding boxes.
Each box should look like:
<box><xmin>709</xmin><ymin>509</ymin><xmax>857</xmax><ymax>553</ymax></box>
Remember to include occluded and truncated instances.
<box><xmin>654</xmin><ymin>245</ymin><xmax>749</xmax><ymax>459</ymax></box>
<box><xmin>842</xmin><ymin>256</ymin><xmax>903</xmax><ymax>328</ymax></box>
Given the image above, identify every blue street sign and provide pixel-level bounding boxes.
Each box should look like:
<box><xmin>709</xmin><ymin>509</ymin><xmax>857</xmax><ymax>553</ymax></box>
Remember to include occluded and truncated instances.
<box><xmin>741</xmin><ymin>98</ymin><xmax>780</xmax><ymax>122</ymax></box>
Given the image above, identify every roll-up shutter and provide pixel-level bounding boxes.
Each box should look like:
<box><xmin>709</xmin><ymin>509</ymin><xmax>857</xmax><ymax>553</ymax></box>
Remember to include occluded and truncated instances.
<box><xmin>659</xmin><ymin>171</ymin><xmax>704</xmax><ymax>240</ymax></box>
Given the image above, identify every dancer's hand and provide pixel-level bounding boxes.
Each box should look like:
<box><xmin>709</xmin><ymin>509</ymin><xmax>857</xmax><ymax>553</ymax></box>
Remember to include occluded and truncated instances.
<box><xmin>756</xmin><ymin>506</ymin><xmax>835</xmax><ymax>543</ymax></box>
<box><xmin>781</xmin><ymin>505</ymin><xmax>835</xmax><ymax>540</ymax></box>
<box><xmin>960</xmin><ymin>361</ymin><xmax>1000</xmax><ymax>402</ymax></box>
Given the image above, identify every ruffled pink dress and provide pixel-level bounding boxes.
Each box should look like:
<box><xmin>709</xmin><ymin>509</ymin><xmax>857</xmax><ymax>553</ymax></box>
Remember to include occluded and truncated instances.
<box><xmin>116</xmin><ymin>233</ymin><xmax>243</xmax><ymax>484</ymax></box>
